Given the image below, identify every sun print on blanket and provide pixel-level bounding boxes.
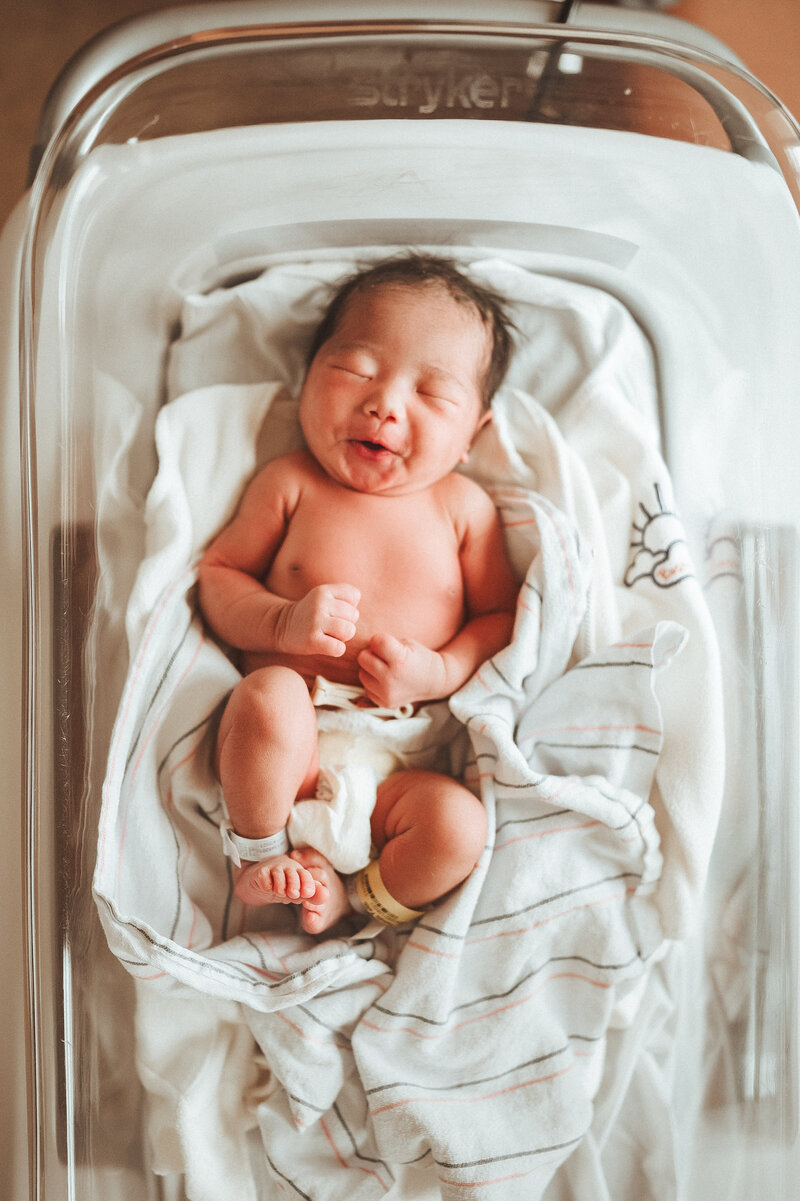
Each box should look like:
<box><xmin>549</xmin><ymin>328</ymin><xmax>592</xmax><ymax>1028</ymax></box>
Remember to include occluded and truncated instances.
<box><xmin>703</xmin><ymin>517</ymin><xmax>744</xmax><ymax>590</ymax></box>
<box><xmin>625</xmin><ymin>483</ymin><xmax>694</xmax><ymax>589</ymax></box>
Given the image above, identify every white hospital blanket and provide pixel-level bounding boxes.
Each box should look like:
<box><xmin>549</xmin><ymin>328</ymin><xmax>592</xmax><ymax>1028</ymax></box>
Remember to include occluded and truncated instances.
<box><xmin>94</xmin><ymin>260</ymin><xmax>724</xmax><ymax>1200</ymax></box>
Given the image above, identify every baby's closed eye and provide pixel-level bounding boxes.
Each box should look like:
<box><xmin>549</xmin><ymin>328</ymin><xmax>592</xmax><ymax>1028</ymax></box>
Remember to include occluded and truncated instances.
<box><xmin>418</xmin><ymin>393</ymin><xmax>454</xmax><ymax>413</ymax></box>
<box><xmin>416</xmin><ymin>373</ymin><xmax>467</xmax><ymax>407</ymax></box>
<box><xmin>327</xmin><ymin>350</ymin><xmax>376</xmax><ymax>380</ymax></box>
<box><xmin>333</xmin><ymin>365</ymin><xmax>371</xmax><ymax>380</ymax></box>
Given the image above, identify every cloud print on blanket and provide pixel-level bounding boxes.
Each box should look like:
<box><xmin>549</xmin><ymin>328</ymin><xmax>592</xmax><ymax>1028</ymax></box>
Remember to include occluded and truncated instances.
<box><xmin>94</xmin><ymin>260</ymin><xmax>724</xmax><ymax>1201</ymax></box>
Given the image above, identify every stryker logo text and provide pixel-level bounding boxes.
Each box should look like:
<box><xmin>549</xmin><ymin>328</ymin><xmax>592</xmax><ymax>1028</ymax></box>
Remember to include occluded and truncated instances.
<box><xmin>348</xmin><ymin>70</ymin><xmax>535</xmax><ymax>115</ymax></box>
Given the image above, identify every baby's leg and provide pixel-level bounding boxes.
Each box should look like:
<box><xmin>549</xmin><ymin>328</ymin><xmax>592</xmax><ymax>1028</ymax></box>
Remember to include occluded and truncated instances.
<box><xmin>217</xmin><ymin>666</ymin><xmax>320</xmax><ymax>906</ymax></box>
<box><xmin>289</xmin><ymin>771</ymin><xmax>488</xmax><ymax>934</ymax></box>
<box><xmin>369</xmin><ymin>770</ymin><xmax>488</xmax><ymax>912</ymax></box>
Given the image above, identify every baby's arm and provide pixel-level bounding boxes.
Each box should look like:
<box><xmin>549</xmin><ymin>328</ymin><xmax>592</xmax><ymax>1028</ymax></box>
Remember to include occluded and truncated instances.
<box><xmin>357</xmin><ymin>478</ymin><xmax>517</xmax><ymax>707</ymax></box>
<box><xmin>198</xmin><ymin>456</ymin><xmax>359</xmax><ymax>657</ymax></box>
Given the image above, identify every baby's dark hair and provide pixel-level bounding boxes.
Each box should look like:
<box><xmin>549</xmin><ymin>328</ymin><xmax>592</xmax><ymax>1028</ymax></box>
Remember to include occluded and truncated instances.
<box><xmin>306</xmin><ymin>253</ymin><xmax>515</xmax><ymax>407</ymax></box>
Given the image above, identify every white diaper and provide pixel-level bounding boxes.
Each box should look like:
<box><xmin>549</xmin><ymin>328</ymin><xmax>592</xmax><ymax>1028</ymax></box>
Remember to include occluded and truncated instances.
<box><xmin>286</xmin><ymin>678</ymin><xmax>461</xmax><ymax>874</ymax></box>
<box><xmin>287</xmin><ymin>728</ymin><xmax>404</xmax><ymax>873</ymax></box>
<box><xmin>310</xmin><ymin>674</ymin><xmax>414</xmax><ymax>719</ymax></box>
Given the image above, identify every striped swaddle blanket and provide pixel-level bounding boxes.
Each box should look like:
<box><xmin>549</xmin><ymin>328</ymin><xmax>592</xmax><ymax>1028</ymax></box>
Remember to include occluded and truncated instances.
<box><xmin>95</xmin><ymin>378</ymin><xmax>723</xmax><ymax>1200</ymax></box>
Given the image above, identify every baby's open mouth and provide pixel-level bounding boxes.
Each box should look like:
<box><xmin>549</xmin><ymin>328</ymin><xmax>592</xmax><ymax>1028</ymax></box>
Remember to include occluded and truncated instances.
<box><xmin>354</xmin><ymin>439</ymin><xmax>396</xmax><ymax>456</ymax></box>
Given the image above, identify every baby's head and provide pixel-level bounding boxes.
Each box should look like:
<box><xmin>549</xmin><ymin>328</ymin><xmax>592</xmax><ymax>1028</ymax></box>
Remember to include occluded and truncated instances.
<box><xmin>299</xmin><ymin>255</ymin><xmax>515</xmax><ymax>496</ymax></box>
<box><xmin>306</xmin><ymin>254</ymin><xmax>514</xmax><ymax>410</ymax></box>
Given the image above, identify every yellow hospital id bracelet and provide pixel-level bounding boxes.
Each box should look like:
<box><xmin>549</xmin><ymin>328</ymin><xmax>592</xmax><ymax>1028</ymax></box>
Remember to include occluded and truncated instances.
<box><xmin>354</xmin><ymin>859</ymin><xmax>425</xmax><ymax>927</ymax></box>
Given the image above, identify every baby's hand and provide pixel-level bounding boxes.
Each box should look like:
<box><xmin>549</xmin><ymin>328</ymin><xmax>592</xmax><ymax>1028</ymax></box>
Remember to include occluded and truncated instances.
<box><xmin>277</xmin><ymin>584</ymin><xmax>360</xmax><ymax>657</ymax></box>
<box><xmin>357</xmin><ymin>634</ymin><xmax>447</xmax><ymax>709</ymax></box>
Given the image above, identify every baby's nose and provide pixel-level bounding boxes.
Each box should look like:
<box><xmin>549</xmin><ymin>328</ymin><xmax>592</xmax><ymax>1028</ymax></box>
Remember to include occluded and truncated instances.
<box><xmin>365</xmin><ymin>379</ymin><xmax>405</xmax><ymax>420</ymax></box>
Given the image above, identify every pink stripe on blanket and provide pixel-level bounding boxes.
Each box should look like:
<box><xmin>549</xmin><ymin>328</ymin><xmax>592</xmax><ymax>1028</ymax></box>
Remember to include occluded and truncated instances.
<box><xmin>114</xmin><ymin>630</ymin><xmax>206</xmax><ymax>905</ymax></box>
<box><xmin>361</xmin><ymin>964</ymin><xmax>637</xmax><ymax>1040</ymax></box>
<box><xmin>98</xmin><ymin>568</ymin><xmax>195</xmax><ymax>879</ymax></box>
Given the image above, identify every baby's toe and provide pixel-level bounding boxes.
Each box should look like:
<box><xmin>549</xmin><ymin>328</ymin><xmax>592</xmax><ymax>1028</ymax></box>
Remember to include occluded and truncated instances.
<box><xmin>291</xmin><ymin>846</ymin><xmax>329</xmax><ymax>872</ymax></box>
<box><xmin>301</xmin><ymin>908</ymin><xmax>326</xmax><ymax>934</ymax></box>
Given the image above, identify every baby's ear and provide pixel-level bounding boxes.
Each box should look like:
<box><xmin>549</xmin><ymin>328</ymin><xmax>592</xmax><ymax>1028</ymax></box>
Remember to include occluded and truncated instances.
<box><xmin>472</xmin><ymin>409</ymin><xmax>493</xmax><ymax>441</ymax></box>
<box><xmin>460</xmin><ymin>410</ymin><xmax>493</xmax><ymax>462</ymax></box>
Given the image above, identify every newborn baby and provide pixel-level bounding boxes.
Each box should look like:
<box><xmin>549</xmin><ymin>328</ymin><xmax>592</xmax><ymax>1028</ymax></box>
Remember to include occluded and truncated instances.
<box><xmin>198</xmin><ymin>254</ymin><xmax>518</xmax><ymax>933</ymax></box>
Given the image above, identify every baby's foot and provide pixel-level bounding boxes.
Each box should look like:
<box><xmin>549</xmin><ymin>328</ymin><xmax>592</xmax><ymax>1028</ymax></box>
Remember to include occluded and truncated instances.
<box><xmin>235</xmin><ymin>853</ymin><xmax>320</xmax><ymax>908</ymax></box>
<box><xmin>289</xmin><ymin>848</ymin><xmax>352</xmax><ymax>934</ymax></box>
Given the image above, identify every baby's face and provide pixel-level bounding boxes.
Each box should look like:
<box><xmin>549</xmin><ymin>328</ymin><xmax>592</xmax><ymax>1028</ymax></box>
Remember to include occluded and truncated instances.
<box><xmin>299</xmin><ymin>283</ymin><xmax>492</xmax><ymax>496</ymax></box>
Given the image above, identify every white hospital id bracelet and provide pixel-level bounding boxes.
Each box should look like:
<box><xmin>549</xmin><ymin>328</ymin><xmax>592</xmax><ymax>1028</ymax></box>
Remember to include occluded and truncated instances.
<box><xmin>220</xmin><ymin>820</ymin><xmax>290</xmax><ymax>867</ymax></box>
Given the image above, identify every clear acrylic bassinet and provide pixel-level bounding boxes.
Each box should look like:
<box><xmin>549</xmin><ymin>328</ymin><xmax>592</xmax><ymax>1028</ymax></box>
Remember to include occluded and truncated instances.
<box><xmin>4</xmin><ymin>3</ymin><xmax>800</xmax><ymax>1199</ymax></box>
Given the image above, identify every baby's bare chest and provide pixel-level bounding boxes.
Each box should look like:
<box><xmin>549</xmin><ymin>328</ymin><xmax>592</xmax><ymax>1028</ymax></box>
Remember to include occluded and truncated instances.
<box><xmin>267</xmin><ymin>490</ymin><xmax>464</xmax><ymax>638</ymax></box>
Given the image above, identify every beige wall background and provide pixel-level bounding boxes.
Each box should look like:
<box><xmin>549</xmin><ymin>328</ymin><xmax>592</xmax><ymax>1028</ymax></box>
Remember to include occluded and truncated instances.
<box><xmin>0</xmin><ymin>0</ymin><xmax>799</xmax><ymax>228</ymax></box>
<box><xmin>673</xmin><ymin>0</ymin><xmax>800</xmax><ymax>119</ymax></box>
<box><xmin>0</xmin><ymin>0</ymin><xmax>178</xmax><ymax>229</ymax></box>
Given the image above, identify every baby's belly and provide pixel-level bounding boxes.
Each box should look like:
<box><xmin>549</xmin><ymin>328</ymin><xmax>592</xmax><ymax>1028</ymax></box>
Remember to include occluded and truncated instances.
<box><xmin>241</xmin><ymin>646</ymin><xmax>367</xmax><ymax>687</ymax></box>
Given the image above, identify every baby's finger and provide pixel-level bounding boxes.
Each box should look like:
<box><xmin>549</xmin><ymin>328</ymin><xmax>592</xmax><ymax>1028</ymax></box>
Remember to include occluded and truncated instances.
<box><xmin>330</xmin><ymin>583</ymin><xmax>361</xmax><ymax>607</ymax></box>
<box><xmin>357</xmin><ymin>646</ymin><xmax>387</xmax><ymax>678</ymax></box>
<box><xmin>313</xmin><ymin>633</ymin><xmax>348</xmax><ymax>657</ymax></box>
<box><xmin>367</xmin><ymin>633</ymin><xmax>404</xmax><ymax>665</ymax></box>
<box><xmin>357</xmin><ymin>671</ymin><xmax>384</xmax><ymax>709</ymax></box>
<box><xmin>324</xmin><ymin>616</ymin><xmax>358</xmax><ymax>644</ymax></box>
<box><xmin>328</xmin><ymin>599</ymin><xmax>360</xmax><ymax>628</ymax></box>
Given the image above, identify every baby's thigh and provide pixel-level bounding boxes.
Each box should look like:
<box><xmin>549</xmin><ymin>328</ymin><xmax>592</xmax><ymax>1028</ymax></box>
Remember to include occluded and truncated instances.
<box><xmin>216</xmin><ymin>666</ymin><xmax>317</xmax><ymax>764</ymax></box>
<box><xmin>371</xmin><ymin>770</ymin><xmax>488</xmax><ymax>862</ymax></box>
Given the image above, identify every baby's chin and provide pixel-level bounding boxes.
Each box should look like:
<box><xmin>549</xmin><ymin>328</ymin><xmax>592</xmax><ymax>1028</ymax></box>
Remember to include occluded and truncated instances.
<box><xmin>327</xmin><ymin>448</ymin><xmax>459</xmax><ymax>498</ymax></box>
